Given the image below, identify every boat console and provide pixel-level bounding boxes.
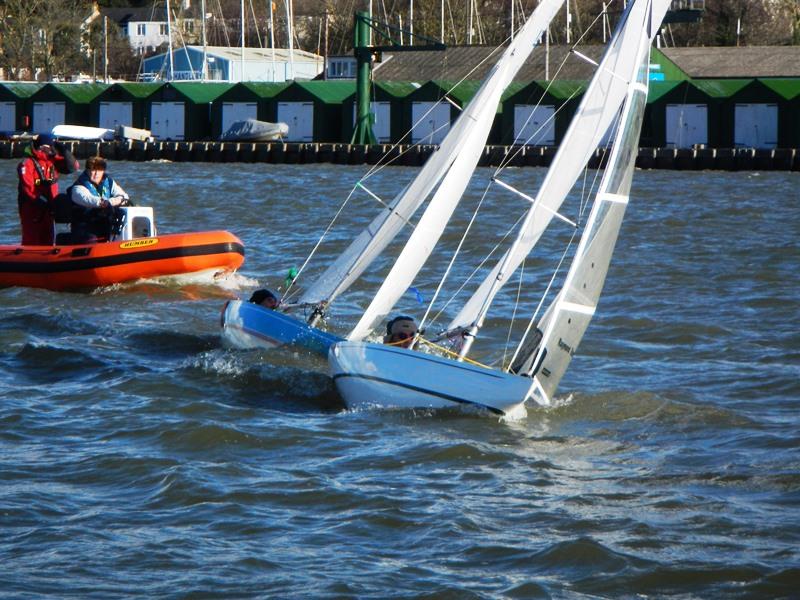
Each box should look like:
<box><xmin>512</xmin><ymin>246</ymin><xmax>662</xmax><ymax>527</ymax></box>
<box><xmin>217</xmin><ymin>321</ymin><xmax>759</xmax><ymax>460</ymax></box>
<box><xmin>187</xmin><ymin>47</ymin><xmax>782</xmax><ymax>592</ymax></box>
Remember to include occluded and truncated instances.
<box><xmin>117</xmin><ymin>206</ymin><xmax>156</xmax><ymax>240</ymax></box>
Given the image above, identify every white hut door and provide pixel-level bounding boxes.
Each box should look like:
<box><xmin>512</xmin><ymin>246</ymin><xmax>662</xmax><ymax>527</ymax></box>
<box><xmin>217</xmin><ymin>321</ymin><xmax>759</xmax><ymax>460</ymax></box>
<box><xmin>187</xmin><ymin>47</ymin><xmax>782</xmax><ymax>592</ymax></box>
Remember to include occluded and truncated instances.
<box><xmin>513</xmin><ymin>105</ymin><xmax>556</xmax><ymax>145</ymax></box>
<box><xmin>99</xmin><ymin>102</ymin><xmax>133</xmax><ymax>129</ymax></box>
<box><xmin>277</xmin><ymin>102</ymin><xmax>313</xmax><ymax>142</ymax></box>
<box><xmin>411</xmin><ymin>102</ymin><xmax>451</xmax><ymax>144</ymax></box>
<box><xmin>32</xmin><ymin>102</ymin><xmax>65</xmax><ymax>134</ymax></box>
<box><xmin>150</xmin><ymin>102</ymin><xmax>185</xmax><ymax>140</ymax></box>
<box><xmin>352</xmin><ymin>101</ymin><xmax>391</xmax><ymax>142</ymax></box>
<box><xmin>735</xmin><ymin>104</ymin><xmax>777</xmax><ymax>149</ymax></box>
<box><xmin>0</xmin><ymin>102</ymin><xmax>15</xmax><ymax>132</ymax></box>
<box><xmin>222</xmin><ymin>102</ymin><xmax>257</xmax><ymax>135</ymax></box>
<box><xmin>666</xmin><ymin>104</ymin><xmax>707</xmax><ymax>148</ymax></box>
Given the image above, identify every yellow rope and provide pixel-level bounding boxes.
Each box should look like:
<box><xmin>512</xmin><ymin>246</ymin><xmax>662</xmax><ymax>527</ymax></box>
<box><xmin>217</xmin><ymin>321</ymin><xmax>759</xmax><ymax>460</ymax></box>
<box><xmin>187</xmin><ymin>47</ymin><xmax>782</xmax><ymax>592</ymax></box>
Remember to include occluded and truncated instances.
<box><xmin>414</xmin><ymin>336</ymin><xmax>491</xmax><ymax>370</ymax></box>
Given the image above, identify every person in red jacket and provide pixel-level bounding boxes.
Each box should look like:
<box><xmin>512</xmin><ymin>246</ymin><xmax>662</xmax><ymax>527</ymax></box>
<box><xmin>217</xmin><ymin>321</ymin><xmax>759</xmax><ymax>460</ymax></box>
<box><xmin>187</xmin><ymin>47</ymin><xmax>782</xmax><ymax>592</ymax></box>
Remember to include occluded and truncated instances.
<box><xmin>17</xmin><ymin>133</ymin><xmax>78</xmax><ymax>245</ymax></box>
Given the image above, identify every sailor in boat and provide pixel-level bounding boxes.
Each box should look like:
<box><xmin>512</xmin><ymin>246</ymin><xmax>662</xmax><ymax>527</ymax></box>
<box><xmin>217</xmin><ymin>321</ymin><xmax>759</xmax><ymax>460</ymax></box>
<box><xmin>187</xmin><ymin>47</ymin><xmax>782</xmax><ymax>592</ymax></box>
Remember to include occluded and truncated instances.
<box><xmin>249</xmin><ymin>288</ymin><xmax>280</xmax><ymax>309</ymax></box>
<box><xmin>383</xmin><ymin>315</ymin><xmax>418</xmax><ymax>349</ymax></box>
<box><xmin>67</xmin><ymin>156</ymin><xmax>130</xmax><ymax>244</ymax></box>
<box><xmin>16</xmin><ymin>133</ymin><xmax>78</xmax><ymax>245</ymax></box>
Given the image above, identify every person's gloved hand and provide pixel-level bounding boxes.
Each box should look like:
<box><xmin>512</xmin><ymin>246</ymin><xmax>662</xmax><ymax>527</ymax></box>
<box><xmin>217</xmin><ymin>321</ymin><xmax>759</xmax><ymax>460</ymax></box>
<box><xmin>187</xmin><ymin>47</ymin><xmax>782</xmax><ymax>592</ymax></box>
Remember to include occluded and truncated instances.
<box><xmin>52</xmin><ymin>140</ymin><xmax>67</xmax><ymax>154</ymax></box>
<box><xmin>35</xmin><ymin>195</ymin><xmax>49</xmax><ymax>209</ymax></box>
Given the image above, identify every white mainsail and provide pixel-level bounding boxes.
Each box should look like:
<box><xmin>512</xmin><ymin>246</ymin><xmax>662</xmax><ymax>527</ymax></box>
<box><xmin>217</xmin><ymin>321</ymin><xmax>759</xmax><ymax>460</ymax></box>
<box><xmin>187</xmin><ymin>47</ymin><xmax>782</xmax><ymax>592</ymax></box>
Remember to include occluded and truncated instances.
<box><xmin>347</xmin><ymin>0</ymin><xmax>564</xmax><ymax>341</ymax></box>
<box><xmin>298</xmin><ymin>0</ymin><xmax>565</xmax><ymax>311</ymax></box>
<box><xmin>521</xmin><ymin>36</ymin><xmax>652</xmax><ymax>405</ymax></box>
<box><xmin>448</xmin><ymin>0</ymin><xmax>671</xmax><ymax>339</ymax></box>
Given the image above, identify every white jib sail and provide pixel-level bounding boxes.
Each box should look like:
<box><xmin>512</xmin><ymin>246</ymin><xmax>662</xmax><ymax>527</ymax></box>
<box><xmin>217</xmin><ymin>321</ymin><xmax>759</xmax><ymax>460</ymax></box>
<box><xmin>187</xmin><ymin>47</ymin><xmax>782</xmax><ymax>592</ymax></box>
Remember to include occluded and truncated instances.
<box><xmin>346</xmin><ymin>0</ymin><xmax>565</xmax><ymax>341</ymax></box>
<box><xmin>299</xmin><ymin>0</ymin><xmax>566</xmax><ymax>310</ymax></box>
<box><xmin>523</xmin><ymin>37</ymin><xmax>652</xmax><ymax>405</ymax></box>
<box><xmin>448</xmin><ymin>0</ymin><xmax>672</xmax><ymax>335</ymax></box>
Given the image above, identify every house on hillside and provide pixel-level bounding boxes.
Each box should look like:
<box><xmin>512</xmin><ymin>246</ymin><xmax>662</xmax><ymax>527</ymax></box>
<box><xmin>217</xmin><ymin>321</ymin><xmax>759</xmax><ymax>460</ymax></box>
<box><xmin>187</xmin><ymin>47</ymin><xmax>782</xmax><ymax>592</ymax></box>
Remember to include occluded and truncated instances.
<box><xmin>99</xmin><ymin>4</ymin><xmax>199</xmax><ymax>54</ymax></box>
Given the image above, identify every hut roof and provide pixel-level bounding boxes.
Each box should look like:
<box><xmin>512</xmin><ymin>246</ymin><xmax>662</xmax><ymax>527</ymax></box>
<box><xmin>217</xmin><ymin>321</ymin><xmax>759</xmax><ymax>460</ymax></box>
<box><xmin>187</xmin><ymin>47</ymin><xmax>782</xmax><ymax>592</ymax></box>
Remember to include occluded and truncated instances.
<box><xmin>37</xmin><ymin>83</ymin><xmax>109</xmax><ymax>103</ymax></box>
<box><xmin>759</xmin><ymin>78</ymin><xmax>800</xmax><ymax>100</ymax></box>
<box><xmin>659</xmin><ymin>47</ymin><xmax>800</xmax><ymax>79</ymax></box>
<box><xmin>169</xmin><ymin>82</ymin><xmax>233</xmax><ymax>103</ymax></box>
<box><xmin>373</xmin><ymin>45</ymin><xmax>603</xmax><ymax>83</ymax></box>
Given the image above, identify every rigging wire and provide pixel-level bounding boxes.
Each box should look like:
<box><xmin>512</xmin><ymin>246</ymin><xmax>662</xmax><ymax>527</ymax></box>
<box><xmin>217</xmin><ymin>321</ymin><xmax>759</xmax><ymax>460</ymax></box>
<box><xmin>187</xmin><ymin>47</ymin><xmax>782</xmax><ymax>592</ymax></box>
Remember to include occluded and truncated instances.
<box><xmin>417</xmin><ymin>177</ymin><xmax>493</xmax><ymax>335</ymax></box>
<box><xmin>496</xmin><ymin>4</ymin><xmax>610</xmax><ymax>172</ymax></box>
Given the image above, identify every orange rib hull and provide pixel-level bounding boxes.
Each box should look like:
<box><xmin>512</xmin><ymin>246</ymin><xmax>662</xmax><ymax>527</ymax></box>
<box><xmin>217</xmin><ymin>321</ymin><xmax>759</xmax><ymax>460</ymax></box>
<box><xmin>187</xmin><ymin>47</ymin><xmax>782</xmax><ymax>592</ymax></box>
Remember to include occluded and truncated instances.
<box><xmin>0</xmin><ymin>231</ymin><xmax>245</xmax><ymax>291</ymax></box>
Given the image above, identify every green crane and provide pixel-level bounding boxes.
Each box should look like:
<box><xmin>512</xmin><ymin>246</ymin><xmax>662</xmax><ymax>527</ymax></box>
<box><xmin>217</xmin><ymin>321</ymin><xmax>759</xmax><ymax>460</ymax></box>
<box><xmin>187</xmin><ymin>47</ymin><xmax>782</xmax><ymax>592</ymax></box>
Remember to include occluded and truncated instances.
<box><xmin>351</xmin><ymin>11</ymin><xmax>445</xmax><ymax>145</ymax></box>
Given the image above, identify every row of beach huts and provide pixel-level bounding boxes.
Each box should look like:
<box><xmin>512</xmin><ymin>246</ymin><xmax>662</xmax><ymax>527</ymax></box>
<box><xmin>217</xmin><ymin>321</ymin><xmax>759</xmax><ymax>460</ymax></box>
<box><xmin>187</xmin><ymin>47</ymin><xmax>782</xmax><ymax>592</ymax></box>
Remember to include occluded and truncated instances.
<box><xmin>1</xmin><ymin>75</ymin><xmax>799</xmax><ymax>150</ymax></box>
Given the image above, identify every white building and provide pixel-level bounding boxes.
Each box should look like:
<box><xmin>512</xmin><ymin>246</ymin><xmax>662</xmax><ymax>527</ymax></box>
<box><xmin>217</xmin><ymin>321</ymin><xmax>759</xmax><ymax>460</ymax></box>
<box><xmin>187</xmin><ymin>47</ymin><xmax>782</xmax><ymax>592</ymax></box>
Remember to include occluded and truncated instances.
<box><xmin>100</xmin><ymin>6</ymin><xmax>196</xmax><ymax>54</ymax></box>
<box><xmin>141</xmin><ymin>46</ymin><xmax>323</xmax><ymax>82</ymax></box>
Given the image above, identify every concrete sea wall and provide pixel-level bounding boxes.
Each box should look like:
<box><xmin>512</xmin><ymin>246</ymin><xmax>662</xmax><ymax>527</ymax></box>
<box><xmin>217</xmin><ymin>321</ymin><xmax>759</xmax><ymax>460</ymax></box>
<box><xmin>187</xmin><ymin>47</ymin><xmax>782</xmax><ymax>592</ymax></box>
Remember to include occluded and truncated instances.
<box><xmin>1</xmin><ymin>140</ymin><xmax>798</xmax><ymax>171</ymax></box>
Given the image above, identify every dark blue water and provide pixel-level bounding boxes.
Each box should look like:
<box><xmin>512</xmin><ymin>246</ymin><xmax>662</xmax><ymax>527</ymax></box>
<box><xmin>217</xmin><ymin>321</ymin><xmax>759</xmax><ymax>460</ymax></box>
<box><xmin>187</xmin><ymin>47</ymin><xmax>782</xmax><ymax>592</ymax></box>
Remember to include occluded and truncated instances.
<box><xmin>1</xmin><ymin>160</ymin><xmax>798</xmax><ymax>598</ymax></box>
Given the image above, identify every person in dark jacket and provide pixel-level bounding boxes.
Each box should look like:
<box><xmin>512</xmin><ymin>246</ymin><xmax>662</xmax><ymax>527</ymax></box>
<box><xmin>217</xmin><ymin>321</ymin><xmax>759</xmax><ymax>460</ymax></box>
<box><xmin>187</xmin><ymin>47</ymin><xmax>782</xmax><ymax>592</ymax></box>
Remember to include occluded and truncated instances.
<box><xmin>249</xmin><ymin>289</ymin><xmax>279</xmax><ymax>309</ymax></box>
<box><xmin>16</xmin><ymin>133</ymin><xmax>78</xmax><ymax>245</ymax></box>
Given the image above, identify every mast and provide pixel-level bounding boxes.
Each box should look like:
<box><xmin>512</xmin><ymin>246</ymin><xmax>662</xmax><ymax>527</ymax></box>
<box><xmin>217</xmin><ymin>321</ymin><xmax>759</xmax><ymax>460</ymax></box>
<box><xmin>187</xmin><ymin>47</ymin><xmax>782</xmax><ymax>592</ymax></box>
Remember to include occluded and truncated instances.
<box><xmin>103</xmin><ymin>16</ymin><xmax>108</xmax><ymax>83</ymax></box>
<box><xmin>565</xmin><ymin>0</ymin><xmax>571</xmax><ymax>44</ymax></box>
<box><xmin>468</xmin><ymin>0</ymin><xmax>474</xmax><ymax>44</ymax></box>
<box><xmin>166</xmin><ymin>0</ymin><xmax>174</xmax><ymax>81</ymax></box>
<box><xmin>286</xmin><ymin>0</ymin><xmax>295</xmax><ymax>80</ymax></box>
<box><xmin>269</xmin><ymin>0</ymin><xmax>276</xmax><ymax>81</ymax></box>
<box><xmin>441</xmin><ymin>0</ymin><xmax>444</xmax><ymax>41</ymax></box>
<box><xmin>201</xmin><ymin>0</ymin><xmax>208</xmax><ymax>80</ymax></box>
<box><xmin>240</xmin><ymin>0</ymin><xmax>245</xmax><ymax>82</ymax></box>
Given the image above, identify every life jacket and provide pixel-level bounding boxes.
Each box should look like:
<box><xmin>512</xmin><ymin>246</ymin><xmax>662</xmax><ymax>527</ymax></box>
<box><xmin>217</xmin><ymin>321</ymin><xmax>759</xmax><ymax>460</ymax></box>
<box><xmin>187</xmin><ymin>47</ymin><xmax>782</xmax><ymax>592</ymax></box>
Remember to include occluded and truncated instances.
<box><xmin>75</xmin><ymin>170</ymin><xmax>115</xmax><ymax>200</ymax></box>
<box><xmin>18</xmin><ymin>147</ymin><xmax>57</xmax><ymax>199</ymax></box>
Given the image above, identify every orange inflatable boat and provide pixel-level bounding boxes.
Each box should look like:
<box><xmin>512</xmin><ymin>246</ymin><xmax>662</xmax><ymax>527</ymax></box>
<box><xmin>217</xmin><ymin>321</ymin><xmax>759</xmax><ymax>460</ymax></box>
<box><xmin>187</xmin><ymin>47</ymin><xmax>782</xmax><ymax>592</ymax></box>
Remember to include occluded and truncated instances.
<box><xmin>0</xmin><ymin>230</ymin><xmax>245</xmax><ymax>291</ymax></box>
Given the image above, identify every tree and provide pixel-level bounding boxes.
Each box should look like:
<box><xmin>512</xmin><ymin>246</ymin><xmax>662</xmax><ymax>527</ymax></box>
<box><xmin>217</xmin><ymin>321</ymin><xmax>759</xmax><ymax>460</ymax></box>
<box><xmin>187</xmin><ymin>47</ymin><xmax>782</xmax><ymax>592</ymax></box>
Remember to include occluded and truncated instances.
<box><xmin>0</xmin><ymin>0</ymin><xmax>92</xmax><ymax>81</ymax></box>
<box><xmin>84</xmin><ymin>17</ymin><xmax>140</xmax><ymax>80</ymax></box>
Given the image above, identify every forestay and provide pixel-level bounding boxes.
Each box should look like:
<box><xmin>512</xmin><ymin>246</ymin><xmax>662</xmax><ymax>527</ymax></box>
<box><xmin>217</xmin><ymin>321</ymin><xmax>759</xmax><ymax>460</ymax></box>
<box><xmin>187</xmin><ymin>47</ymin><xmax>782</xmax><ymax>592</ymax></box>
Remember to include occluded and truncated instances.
<box><xmin>298</xmin><ymin>0</ymin><xmax>565</xmax><ymax>312</ymax></box>
<box><xmin>447</xmin><ymin>0</ymin><xmax>673</xmax><ymax>340</ymax></box>
<box><xmin>346</xmin><ymin>0</ymin><xmax>565</xmax><ymax>341</ymax></box>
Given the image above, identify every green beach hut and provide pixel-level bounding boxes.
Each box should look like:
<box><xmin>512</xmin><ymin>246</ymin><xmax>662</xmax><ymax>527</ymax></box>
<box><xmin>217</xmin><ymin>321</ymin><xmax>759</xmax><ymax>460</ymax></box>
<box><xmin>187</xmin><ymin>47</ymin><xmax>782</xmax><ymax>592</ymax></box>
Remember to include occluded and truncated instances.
<box><xmin>403</xmin><ymin>80</ymin><xmax>484</xmax><ymax>145</ymax></box>
<box><xmin>29</xmin><ymin>83</ymin><xmax>109</xmax><ymax>134</ymax></box>
<box><xmin>502</xmin><ymin>80</ymin><xmax>586</xmax><ymax>146</ymax></box>
<box><xmin>647</xmin><ymin>80</ymin><xmax>725</xmax><ymax>148</ymax></box>
<box><xmin>90</xmin><ymin>82</ymin><xmax>164</xmax><ymax>131</ymax></box>
<box><xmin>342</xmin><ymin>81</ymin><xmax>417</xmax><ymax>144</ymax></box>
<box><xmin>211</xmin><ymin>81</ymin><xmax>289</xmax><ymax>139</ymax></box>
<box><xmin>144</xmin><ymin>82</ymin><xmax>233</xmax><ymax>140</ymax></box>
<box><xmin>758</xmin><ymin>78</ymin><xmax>800</xmax><ymax>148</ymax></box>
<box><xmin>0</xmin><ymin>83</ymin><xmax>44</xmax><ymax>132</ymax></box>
<box><xmin>274</xmin><ymin>81</ymin><xmax>355</xmax><ymax>142</ymax></box>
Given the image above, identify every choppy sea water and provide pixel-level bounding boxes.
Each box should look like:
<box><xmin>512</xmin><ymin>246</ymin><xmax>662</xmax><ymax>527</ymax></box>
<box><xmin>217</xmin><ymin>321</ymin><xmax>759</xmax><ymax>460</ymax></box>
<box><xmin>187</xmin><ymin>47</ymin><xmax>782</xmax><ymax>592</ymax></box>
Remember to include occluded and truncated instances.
<box><xmin>0</xmin><ymin>160</ymin><xmax>798</xmax><ymax>598</ymax></box>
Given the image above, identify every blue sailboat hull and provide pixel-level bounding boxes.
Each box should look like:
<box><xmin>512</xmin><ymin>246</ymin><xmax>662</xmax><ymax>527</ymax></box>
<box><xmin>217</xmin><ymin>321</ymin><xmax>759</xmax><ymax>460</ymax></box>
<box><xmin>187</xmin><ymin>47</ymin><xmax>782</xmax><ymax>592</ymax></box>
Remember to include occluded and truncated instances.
<box><xmin>220</xmin><ymin>300</ymin><xmax>342</xmax><ymax>356</ymax></box>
